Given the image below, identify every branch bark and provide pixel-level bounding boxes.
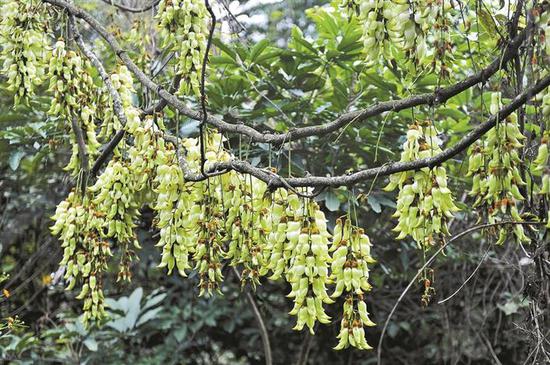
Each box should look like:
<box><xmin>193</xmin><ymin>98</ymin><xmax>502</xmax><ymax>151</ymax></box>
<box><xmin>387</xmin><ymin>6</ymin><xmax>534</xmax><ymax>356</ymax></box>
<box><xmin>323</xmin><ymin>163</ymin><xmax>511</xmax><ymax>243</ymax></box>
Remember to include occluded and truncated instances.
<box><xmin>43</xmin><ymin>0</ymin><xmax>549</xmax><ymax>188</ymax></box>
<box><xmin>42</xmin><ymin>0</ymin><xmax>530</xmax><ymax>145</ymax></box>
<box><xmin>209</xmin><ymin>73</ymin><xmax>550</xmax><ymax>188</ymax></box>
<box><xmin>98</xmin><ymin>0</ymin><xmax>160</xmax><ymax>13</ymax></box>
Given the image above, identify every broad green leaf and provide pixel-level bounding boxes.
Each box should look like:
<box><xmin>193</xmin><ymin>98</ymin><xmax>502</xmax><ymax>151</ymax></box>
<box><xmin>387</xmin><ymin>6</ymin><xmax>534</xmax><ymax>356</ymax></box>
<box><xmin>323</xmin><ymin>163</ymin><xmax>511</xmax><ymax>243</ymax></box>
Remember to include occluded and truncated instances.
<box><xmin>249</xmin><ymin>39</ymin><xmax>270</xmax><ymax>64</ymax></box>
<box><xmin>8</xmin><ymin>150</ymin><xmax>25</xmax><ymax>171</ymax></box>
<box><xmin>325</xmin><ymin>190</ymin><xmax>340</xmax><ymax>212</ymax></box>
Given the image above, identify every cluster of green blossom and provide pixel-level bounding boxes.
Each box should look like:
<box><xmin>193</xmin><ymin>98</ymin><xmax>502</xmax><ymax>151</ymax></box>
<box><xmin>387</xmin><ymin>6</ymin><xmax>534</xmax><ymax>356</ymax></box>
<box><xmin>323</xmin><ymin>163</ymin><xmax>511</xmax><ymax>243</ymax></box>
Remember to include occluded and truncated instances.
<box><xmin>331</xmin><ymin>216</ymin><xmax>376</xmax><ymax>350</ymax></box>
<box><xmin>52</xmin><ymin>69</ymin><xmax>162</xmax><ymax>319</ymax></box>
<box><xmin>149</xmin><ymin>132</ymin><xmax>378</xmax><ymax>337</ymax></box>
<box><xmin>384</xmin><ymin>121</ymin><xmax>459</xmax><ymax>249</ymax></box>
<box><xmin>534</xmin><ymin>3</ymin><xmax>550</xmax><ymax>56</ymax></box>
<box><xmin>51</xmin><ymin>192</ymin><xmax>111</xmax><ymax>323</ymax></box>
<box><xmin>124</xmin><ymin>20</ymin><xmax>154</xmax><ymax>72</ymax></box>
<box><xmin>0</xmin><ymin>0</ymin><xmax>49</xmax><ymax>105</ymax></box>
<box><xmin>262</xmin><ymin>189</ymin><xmax>298</xmax><ymax>280</ymax></box>
<box><xmin>225</xmin><ymin>173</ymin><xmax>270</xmax><ymax>288</ymax></box>
<box><xmin>343</xmin><ymin>0</ymin><xmax>452</xmax><ymax>74</ymax></box>
<box><xmin>467</xmin><ymin>93</ymin><xmax>529</xmax><ymax>243</ymax></box>
<box><xmin>153</xmin><ymin>134</ymin><xmax>227</xmax><ymax>295</ymax></box>
<box><xmin>99</xmin><ymin>65</ymin><xmax>141</xmax><ymax>140</ymax></box>
<box><xmin>285</xmin><ymin>199</ymin><xmax>333</xmax><ymax>333</ymax></box>
<box><xmin>88</xmin><ymin>157</ymin><xmax>141</xmax><ymax>281</ymax></box>
<box><xmin>534</xmin><ymin>90</ymin><xmax>550</xmax><ymax>228</ymax></box>
<box><xmin>48</xmin><ymin>40</ymin><xmax>101</xmax><ymax>175</ymax></box>
<box><xmin>156</xmin><ymin>0</ymin><xmax>209</xmax><ymax>97</ymax></box>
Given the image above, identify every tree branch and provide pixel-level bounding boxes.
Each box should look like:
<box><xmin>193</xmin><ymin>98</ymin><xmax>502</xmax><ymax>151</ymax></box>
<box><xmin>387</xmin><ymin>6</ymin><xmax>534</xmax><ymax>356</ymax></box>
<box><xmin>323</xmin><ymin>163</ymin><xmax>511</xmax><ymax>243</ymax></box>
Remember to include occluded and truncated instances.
<box><xmin>42</xmin><ymin>0</ymin><xmax>530</xmax><ymax>145</ymax></box>
<box><xmin>43</xmin><ymin>0</ymin><xmax>549</xmax><ymax>189</ymax></box>
<box><xmin>163</xmin><ymin>73</ymin><xmax>550</xmax><ymax>190</ymax></box>
<box><xmin>207</xmin><ymin>73</ymin><xmax>550</xmax><ymax>188</ymax></box>
<box><xmin>70</xmin><ymin>15</ymin><xmax>130</xmax><ymax>176</ymax></box>
<box><xmin>98</xmin><ymin>0</ymin><xmax>161</xmax><ymax>13</ymax></box>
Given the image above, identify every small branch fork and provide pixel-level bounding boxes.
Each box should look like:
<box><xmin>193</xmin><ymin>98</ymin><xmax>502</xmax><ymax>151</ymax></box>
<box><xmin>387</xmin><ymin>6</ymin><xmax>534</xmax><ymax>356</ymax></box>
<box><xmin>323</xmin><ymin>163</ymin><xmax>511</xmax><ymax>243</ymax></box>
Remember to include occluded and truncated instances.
<box><xmin>376</xmin><ymin>221</ymin><xmax>548</xmax><ymax>365</ymax></box>
<box><xmin>43</xmin><ymin>0</ymin><xmax>550</xmax><ymax>189</ymax></box>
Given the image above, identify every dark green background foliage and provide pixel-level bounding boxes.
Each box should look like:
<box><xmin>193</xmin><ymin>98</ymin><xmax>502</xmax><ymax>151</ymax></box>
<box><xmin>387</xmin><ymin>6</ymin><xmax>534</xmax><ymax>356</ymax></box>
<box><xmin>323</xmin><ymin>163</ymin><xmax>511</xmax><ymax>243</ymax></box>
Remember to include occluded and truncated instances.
<box><xmin>1</xmin><ymin>0</ymin><xmax>548</xmax><ymax>364</ymax></box>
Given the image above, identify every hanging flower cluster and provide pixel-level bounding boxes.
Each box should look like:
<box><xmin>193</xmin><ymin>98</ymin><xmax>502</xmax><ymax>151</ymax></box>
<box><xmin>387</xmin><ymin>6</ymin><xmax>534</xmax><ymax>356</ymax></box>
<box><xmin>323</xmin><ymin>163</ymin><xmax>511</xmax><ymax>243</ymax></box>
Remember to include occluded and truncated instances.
<box><xmin>344</xmin><ymin>0</ymin><xmax>452</xmax><ymax>74</ymax></box>
<box><xmin>156</xmin><ymin>0</ymin><xmax>209</xmax><ymax>97</ymax></box>
<box><xmin>331</xmin><ymin>216</ymin><xmax>376</xmax><ymax>350</ymax></box>
<box><xmin>384</xmin><ymin>121</ymin><xmax>459</xmax><ymax>249</ymax></box>
<box><xmin>51</xmin><ymin>68</ymin><xmax>161</xmax><ymax>320</ymax></box>
<box><xmin>225</xmin><ymin>173</ymin><xmax>270</xmax><ymax>289</ymax></box>
<box><xmin>534</xmin><ymin>90</ymin><xmax>550</xmax><ymax>228</ymax></box>
<box><xmin>51</xmin><ymin>192</ymin><xmax>111</xmax><ymax>324</ymax></box>
<box><xmin>0</xmin><ymin>0</ymin><xmax>49</xmax><ymax>105</ymax></box>
<box><xmin>99</xmin><ymin>65</ymin><xmax>141</xmax><ymax>141</ymax></box>
<box><xmin>285</xmin><ymin>199</ymin><xmax>333</xmax><ymax>333</ymax></box>
<box><xmin>467</xmin><ymin>93</ymin><xmax>529</xmax><ymax>244</ymax></box>
<box><xmin>151</xmin><ymin>132</ymin><xmax>343</xmax><ymax>334</ymax></box>
<box><xmin>48</xmin><ymin>40</ymin><xmax>101</xmax><ymax>175</ymax></box>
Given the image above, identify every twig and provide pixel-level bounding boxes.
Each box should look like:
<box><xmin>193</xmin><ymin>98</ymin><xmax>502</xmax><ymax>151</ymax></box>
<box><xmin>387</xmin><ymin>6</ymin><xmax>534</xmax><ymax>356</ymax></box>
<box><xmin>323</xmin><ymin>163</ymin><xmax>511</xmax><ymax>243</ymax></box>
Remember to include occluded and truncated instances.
<box><xmin>91</xmin><ymin>130</ymin><xmax>125</xmax><ymax>176</ymax></box>
<box><xmin>70</xmin><ymin>116</ymin><xmax>89</xmax><ymax>192</ymax></box>
<box><xmin>437</xmin><ymin>245</ymin><xmax>492</xmax><ymax>304</ymax></box>
<box><xmin>198</xmin><ymin>0</ymin><xmax>216</xmax><ymax>177</ymax></box>
<box><xmin>231</xmin><ymin>267</ymin><xmax>273</xmax><ymax>365</ymax></box>
<box><xmin>295</xmin><ymin>331</ymin><xmax>314</xmax><ymax>365</ymax></box>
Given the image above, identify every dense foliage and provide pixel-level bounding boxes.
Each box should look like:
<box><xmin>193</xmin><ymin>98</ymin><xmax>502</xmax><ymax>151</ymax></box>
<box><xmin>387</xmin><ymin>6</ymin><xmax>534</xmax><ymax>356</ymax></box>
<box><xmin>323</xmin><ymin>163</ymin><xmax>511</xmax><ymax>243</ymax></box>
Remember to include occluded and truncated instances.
<box><xmin>0</xmin><ymin>0</ymin><xmax>549</xmax><ymax>364</ymax></box>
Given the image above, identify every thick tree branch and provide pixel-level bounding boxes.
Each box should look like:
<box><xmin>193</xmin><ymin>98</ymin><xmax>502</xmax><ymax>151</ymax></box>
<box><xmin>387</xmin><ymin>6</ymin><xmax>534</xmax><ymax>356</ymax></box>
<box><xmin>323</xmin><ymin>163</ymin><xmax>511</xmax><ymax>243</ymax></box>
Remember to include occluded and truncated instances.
<box><xmin>141</xmin><ymin>74</ymin><xmax>182</xmax><ymax>115</ymax></box>
<box><xmin>206</xmin><ymin>74</ymin><xmax>550</xmax><ymax>187</ymax></box>
<box><xmin>91</xmin><ymin>130</ymin><xmax>125</xmax><ymax>176</ymax></box>
<box><xmin>44</xmin><ymin>0</ymin><xmax>548</xmax><ymax>189</ymax></box>
<box><xmin>275</xmin><ymin>26</ymin><xmax>529</xmax><ymax>144</ymax></box>
<box><xmin>42</xmin><ymin>0</ymin><xmax>530</xmax><ymax>145</ymax></box>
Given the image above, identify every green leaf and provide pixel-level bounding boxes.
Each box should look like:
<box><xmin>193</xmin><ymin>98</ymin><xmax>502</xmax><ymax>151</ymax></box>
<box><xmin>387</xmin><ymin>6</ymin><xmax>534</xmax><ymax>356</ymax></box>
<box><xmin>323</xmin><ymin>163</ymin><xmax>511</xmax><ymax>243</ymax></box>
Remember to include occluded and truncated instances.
<box><xmin>210</xmin><ymin>55</ymin><xmax>237</xmax><ymax>66</ymax></box>
<box><xmin>437</xmin><ymin>107</ymin><xmax>466</xmax><ymax>121</ymax></box>
<box><xmin>367</xmin><ymin>195</ymin><xmax>382</xmax><ymax>213</ymax></box>
<box><xmin>249</xmin><ymin>39</ymin><xmax>270</xmax><ymax>64</ymax></box>
<box><xmin>142</xmin><ymin>292</ymin><xmax>167</xmax><ymax>312</ymax></box>
<box><xmin>136</xmin><ymin>307</ymin><xmax>163</xmax><ymax>327</ymax></box>
<box><xmin>212</xmin><ymin>38</ymin><xmax>236</xmax><ymax>60</ymax></box>
<box><xmin>478</xmin><ymin>9</ymin><xmax>498</xmax><ymax>37</ymax></box>
<box><xmin>325</xmin><ymin>190</ymin><xmax>340</xmax><ymax>212</ymax></box>
<box><xmin>9</xmin><ymin>150</ymin><xmax>25</xmax><ymax>171</ymax></box>
<box><xmin>290</xmin><ymin>27</ymin><xmax>318</xmax><ymax>55</ymax></box>
<box><xmin>83</xmin><ymin>338</ymin><xmax>98</xmax><ymax>352</ymax></box>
